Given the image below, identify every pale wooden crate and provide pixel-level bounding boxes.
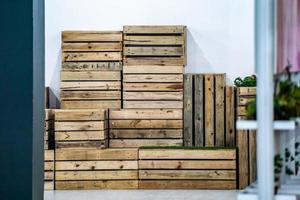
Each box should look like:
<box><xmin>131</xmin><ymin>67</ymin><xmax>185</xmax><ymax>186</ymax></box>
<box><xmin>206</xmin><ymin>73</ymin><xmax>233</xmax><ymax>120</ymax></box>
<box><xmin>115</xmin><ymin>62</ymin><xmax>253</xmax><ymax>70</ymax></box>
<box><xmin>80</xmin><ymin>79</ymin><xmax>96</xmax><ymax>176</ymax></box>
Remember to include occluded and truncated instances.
<box><xmin>55</xmin><ymin>148</ymin><xmax>138</xmax><ymax>190</ymax></box>
<box><xmin>123</xmin><ymin>26</ymin><xmax>186</xmax><ymax>66</ymax></box>
<box><xmin>44</xmin><ymin>150</ymin><xmax>54</xmax><ymax>190</ymax></box>
<box><xmin>61</xmin><ymin>31</ymin><xmax>123</xmax><ymax>110</ymax></box>
<box><xmin>123</xmin><ymin>65</ymin><xmax>184</xmax><ymax>109</ymax></box>
<box><xmin>109</xmin><ymin>109</ymin><xmax>183</xmax><ymax>148</ymax></box>
<box><xmin>54</xmin><ymin>109</ymin><xmax>108</xmax><ymax>149</ymax></box>
<box><xmin>138</xmin><ymin>148</ymin><xmax>237</xmax><ymax>189</ymax></box>
<box><xmin>183</xmin><ymin>74</ymin><xmax>235</xmax><ymax>147</ymax></box>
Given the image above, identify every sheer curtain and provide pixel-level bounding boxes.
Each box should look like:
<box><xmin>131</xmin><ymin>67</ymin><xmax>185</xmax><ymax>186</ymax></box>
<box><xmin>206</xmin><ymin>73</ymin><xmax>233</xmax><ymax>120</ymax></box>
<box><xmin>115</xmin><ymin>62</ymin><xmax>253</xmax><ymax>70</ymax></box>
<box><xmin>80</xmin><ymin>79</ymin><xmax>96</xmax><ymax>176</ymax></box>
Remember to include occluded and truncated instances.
<box><xmin>277</xmin><ymin>0</ymin><xmax>300</xmax><ymax>72</ymax></box>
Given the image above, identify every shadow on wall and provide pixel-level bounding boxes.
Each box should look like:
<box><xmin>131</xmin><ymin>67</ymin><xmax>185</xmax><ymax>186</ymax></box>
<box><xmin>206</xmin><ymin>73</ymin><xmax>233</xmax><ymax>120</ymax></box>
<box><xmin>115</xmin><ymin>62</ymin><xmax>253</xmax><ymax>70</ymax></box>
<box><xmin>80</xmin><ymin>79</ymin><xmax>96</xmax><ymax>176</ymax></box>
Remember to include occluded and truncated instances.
<box><xmin>185</xmin><ymin>29</ymin><xmax>212</xmax><ymax>73</ymax></box>
<box><xmin>49</xmin><ymin>48</ymin><xmax>61</xmax><ymax>109</ymax></box>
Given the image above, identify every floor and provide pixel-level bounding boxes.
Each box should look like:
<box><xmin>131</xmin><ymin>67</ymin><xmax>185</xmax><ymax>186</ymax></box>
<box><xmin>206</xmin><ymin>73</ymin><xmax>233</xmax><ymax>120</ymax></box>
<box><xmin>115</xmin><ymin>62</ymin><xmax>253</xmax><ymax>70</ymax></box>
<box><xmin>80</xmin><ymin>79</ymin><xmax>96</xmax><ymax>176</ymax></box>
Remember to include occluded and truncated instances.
<box><xmin>44</xmin><ymin>190</ymin><xmax>238</xmax><ymax>200</ymax></box>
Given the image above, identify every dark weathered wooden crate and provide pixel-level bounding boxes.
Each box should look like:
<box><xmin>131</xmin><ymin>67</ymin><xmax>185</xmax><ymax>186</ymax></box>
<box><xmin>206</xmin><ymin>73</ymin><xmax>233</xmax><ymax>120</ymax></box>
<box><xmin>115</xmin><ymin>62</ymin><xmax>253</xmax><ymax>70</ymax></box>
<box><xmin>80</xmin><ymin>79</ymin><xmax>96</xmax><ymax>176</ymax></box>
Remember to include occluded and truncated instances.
<box><xmin>109</xmin><ymin>109</ymin><xmax>183</xmax><ymax>148</ymax></box>
<box><xmin>123</xmin><ymin>65</ymin><xmax>184</xmax><ymax>109</ymax></box>
<box><xmin>45</xmin><ymin>150</ymin><xmax>54</xmax><ymax>190</ymax></box>
<box><xmin>123</xmin><ymin>26</ymin><xmax>186</xmax><ymax>66</ymax></box>
<box><xmin>236</xmin><ymin>87</ymin><xmax>256</xmax><ymax>119</ymax></box>
<box><xmin>54</xmin><ymin>109</ymin><xmax>108</xmax><ymax>149</ymax></box>
<box><xmin>183</xmin><ymin>74</ymin><xmax>235</xmax><ymax>147</ymax></box>
<box><xmin>45</xmin><ymin>109</ymin><xmax>55</xmax><ymax>150</ymax></box>
<box><xmin>55</xmin><ymin>148</ymin><xmax>138</xmax><ymax>190</ymax></box>
<box><xmin>138</xmin><ymin>148</ymin><xmax>237</xmax><ymax>189</ymax></box>
<box><xmin>60</xmin><ymin>31</ymin><xmax>123</xmax><ymax>110</ymax></box>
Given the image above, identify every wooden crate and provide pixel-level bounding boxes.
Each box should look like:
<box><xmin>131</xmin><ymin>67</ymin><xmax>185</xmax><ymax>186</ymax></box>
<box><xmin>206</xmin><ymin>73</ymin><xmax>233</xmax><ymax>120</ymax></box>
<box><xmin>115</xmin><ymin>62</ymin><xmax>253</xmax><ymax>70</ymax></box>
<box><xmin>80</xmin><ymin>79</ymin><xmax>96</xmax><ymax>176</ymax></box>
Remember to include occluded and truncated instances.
<box><xmin>236</xmin><ymin>87</ymin><xmax>257</xmax><ymax>189</ymax></box>
<box><xmin>123</xmin><ymin>26</ymin><xmax>186</xmax><ymax>66</ymax></box>
<box><xmin>45</xmin><ymin>109</ymin><xmax>55</xmax><ymax>150</ymax></box>
<box><xmin>55</xmin><ymin>148</ymin><xmax>138</xmax><ymax>190</ymax></box>
<box><xmin>61</xmin><ymin>31</ymin><xmax>122</xmax><ymax>110</ymax></box>
<box><xmin>123</xmin><ymin>65</ymin><xmax>184</xmax><ymax>109</ymax></box>
<box><xmin>54</xmin><ymin>109</ymin><xmax>108</xmax><ymax>149</ymax></box>
<box><xmin>138</xmin><ymin>147</ymin><xmax>237</xmax><ymax>189</ymax></box>
<box><xmin>109</xmin><ymin>109</ymin><xmax>183</xmax><ymax>148</ymax></box>
<box><xmin>183</xmin><ymin>74</ymin><xmax>236</xmax><ymax>147</ymax></box>
<box><xmin>45</xmin><ymin>87</ymin><xmax>50</xmax><ymax>109</ymax></box>
<box><xmin>45</xmin><ymin>150</ymin><xmax>54</xmax><ymax>190</ymax></box>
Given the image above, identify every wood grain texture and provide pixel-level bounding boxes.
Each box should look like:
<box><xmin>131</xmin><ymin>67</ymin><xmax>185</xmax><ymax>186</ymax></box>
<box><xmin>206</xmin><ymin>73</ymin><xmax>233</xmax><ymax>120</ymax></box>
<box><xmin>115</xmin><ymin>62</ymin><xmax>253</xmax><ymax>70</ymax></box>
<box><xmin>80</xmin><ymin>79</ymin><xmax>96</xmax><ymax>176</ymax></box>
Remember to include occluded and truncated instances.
<box><xmin>123</xmin><ymin>92</ymin><xmax>183</xmax><ymax>100</ymax></box>
<box><xmin>123</xmin><ymin>83</ymin><xmax>183</xmax><ymax>91</ymax></box>
<box><xmin>124</xmin><ymin>57</ymin><xmax>185</xmax><ymax>66</ymax></box>
<box><xmin>56</xmin><ymin>161</ymin><xmax>138</xmax><ymax>170</ymax></box>
<box><xmin>109</xmin><ymin>109</ymin><xmax>182</xmax><ymax>119</ymax></box>
<box><xmin>194</xmin><ymin>74</ymin><xmax>204</xmax><ymax>146</ymax></box>
<box><xmin>62</xmin><ymin>42</ymin><xmax>122</xmax><ymax>52</ymax></box>
<box><xmin>226</xmin><ymin>86</ymin><xmax>236</xmax><ymax>146</ymax></box>
<box><xmin>109</xmin><ymin>129</ymin><xmax>182</xmax><ymax>139</ymax></box>
<box><xmin>55</xmin><ymin>121</ymin><xmax>106</xmax><ymax>131</ymax></box>
<box><xmin>109</xmin><ymin>139</ymin><xmax>183</xmax><ymax>148</ymax></box>
<box><xmin>215</xmin><ymin>74</ymin><xmax>225</xmax><ymax>146</ymax></box>
<box><xmin>62</xmin><ymin>31</ymin><xmax>122</xmax><ymax>42</ymax></box>
<box><xmin>124</xmin><ymin>35</ymin><xmax>184</xmax><ymax>45</ymax></box>
<box><xmin>61</xmin><ymin>62</ymin><xmax>122</xmax><ymax>71</ymax></box>
<box><xmin>237</xmin><ymin>130</ymin><xmax>249</xmax><ymax>189</ymax></box>
<box><xmin>109</xmin><ymin>120</ymin><xmax>183</xmax><ymax>129</ymax></box>
<box><xmin>55</xmin><ymin>141</ymin><xmax>107</xmax><ymax>149</ymax></box>
<box><xmin>55</xmin><ymin>131</ymin><xmax>107</xmax><ymax>141</ymax></box>
<box><xmin>123</xmin><ymin>101</ymin><xmax>183</xmax><ymax>109</ymax></box>
<box><xmin>61</xmin><ymin>71</ymin><xmax>121</xmax><ymax>81</ymax></box>
<box><xmin>61</xmin><ymin>100</ymin><xmax>121</xmax><ymax>109</ymax></box>
<box><xmin>62</xmin><ymin>52</ymin><xmax>122</xmax><ymax>62</ymax></box>
<box><xmin>61</xmin><ymin>91</ymin><xmax>121</xmax><ymax>100</ymax></box>
<box><xmin>183</xmin><ymin>74</ymin><xmax>193</xmax><ymax>146</ymax></box>
<box><xmin>123</xmin><ymin>74</ymin><xmax>183</xmax><ymax>83</ymax></box>
<box><xmin>249</xmin><ymin>130</ymin><xmax>257</xmax><ymax>184</ymax></box>
<box><xmin>55</xmin><ymin>109</ymin><xmax>107</xmax><ymax>121</ymax></box>
<box><xmin>204</xmin><ymin>75</ymin><xmax>215</xmax><ymax>146</ymax></box>
<box><xmin>124</xmin><ymin>47</ymin><xmax>183</xmax><ymax>56</ymax></box>
<box><xmin>60</xmin><ymin>81</ymin><xmax>121</xmax><ymax>91</ymax></box>
<box><xmin>123</xmin><ymin>26</ymin><xmax>186</xmax><ymax>34</ymax></box>
<box><xmin>123</xmin><ymin>65</ymin><xmax>184</xmax><ymax>74</ymax></box>
<box><xmin>237</xmin><ymin>87</ymin><xmax>256</xmax><ymax>96</ymax></box>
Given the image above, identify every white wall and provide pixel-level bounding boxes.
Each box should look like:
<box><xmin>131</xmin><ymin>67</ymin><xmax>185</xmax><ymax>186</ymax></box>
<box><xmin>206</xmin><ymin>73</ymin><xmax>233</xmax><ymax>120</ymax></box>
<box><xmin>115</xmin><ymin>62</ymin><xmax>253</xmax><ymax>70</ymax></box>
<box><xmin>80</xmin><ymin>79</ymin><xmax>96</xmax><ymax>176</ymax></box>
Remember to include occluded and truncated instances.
<box><xmin>45</xmin><ymin>0</ymin><xmax>255</xmax><ymax>97</ymax></box>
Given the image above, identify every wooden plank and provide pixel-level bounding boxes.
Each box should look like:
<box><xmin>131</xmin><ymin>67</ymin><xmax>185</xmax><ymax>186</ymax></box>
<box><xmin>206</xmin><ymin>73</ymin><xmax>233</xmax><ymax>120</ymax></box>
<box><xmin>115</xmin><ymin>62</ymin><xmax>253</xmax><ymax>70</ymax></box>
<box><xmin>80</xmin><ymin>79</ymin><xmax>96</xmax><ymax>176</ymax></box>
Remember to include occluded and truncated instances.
<box><xmin>60</xmin><ymin>81</ymin><xmax>121</xmax><ymax>91</ymax></box>
<box><xmin>56</xmin><ymin>160</ymin><xmax>138</xmax><ymax>170</ymax></box>
<box><xmin>238</xmin><ymin>97</ymin><xmax>255</xmax><ymax>106</ymax></box>
<box><xmin>123</xmin><ymin>65</ymin><xmax>183</xmax><ymax>74</ymax></box>
<box><xmin>249</xmin><ymin>130</ymin><xmax>257</xmax><ymax>184</ymax></box>
<box><xmin>139</xmin><ymin>170</ymin><xmax>236</xmax><ymax>180</ymax></box>
<box><xmin>55</xmin><ymin>180</ymin><xmax>138</xmax><ymax>190</ymax></box>
<box><xmin>62</xmin><ymin>31</ymin><xmax>122</xmax><ymax>42</ymax></box>
<box><xmin>139</xmin><ymin>160</ymin><xmax>236</xmax><ymax>170</ymax></box>
<box><xmin>194</xmin><ymin>74</ymin><xmax>204</xmax><ymax>146</ymax></box>
<box><xmin>183</xmin><ymin>74</ymin><xmax>193</xmax><ymax>146</ymax></box>
<box><xmin>55</xmin><ymin>141</ymin><xmax>107</xmax><ymax>149</ymax></box>
<box><xmin>123</xmin><ymin>92</ymin><xmax>183</xmax><ymax>100</ymax></box>
<box><xmin>55</xmin><ymin>148</ymin><xmax>138</xmax><ymax>161</ymax></box>
<box><xmin>45</xmin><ymin>150</ymin><xmax>54</xmax><ymax>161</ymax></box>
<box><xmin>124</xmin><ymin>35</ymin><xmax>184</xmax><ymax>45</ymax></box>
<box><xmin>123</xmin><ymin>83</ymin><xmax>183</xmax><ymax>91</ymax></box>
<box><xmin>139</xmin><ymin>149</ymin><xmax>237</xmax><ymax>160</ymax></box>
<box><xmin>204</xmin><ymin>74</ymin><xmax>215</xmax><ymax>146</ymax></box>
<box><xmin>62</xmin><ymin>42</ymin><xmax>122</xmax><ymax>52</ymax></box>
<box><xmin>109</xmin><ymin>139</ymin><xmax>183</xmax><ymax>148</ymax></box>
<box><xmin>61</xmin><ymin>71</ymin><xmax>120</xmax><ymax>81</ymax></box>
<box><xmin>124</xmin><ymin>47</ymin><xmax>183</xmax><ymax>56</ymax></box>
<box><xmin>55</xmin><ymin>170</ymin><xmax>138</xmax><ymax>181</ymax></box>
<box><xmin>61</xmin><ymin>100</ymin><xmax>121</xmax><ymax>109</ymax></box>
<box><xmin>123</xmin><ymin>101</ymin><xmax>183</xmax><ymax>109</ymax></box>
<box><xmin>110</xmin><ymin>120</ymin><xmax>183</xmax><ymax>129</ymax></box>
<box><xmin>109</xmin><ymin>109</ymin><xmax>182</xmax><ymax>119</ymax></box>
<box><xmin>139</xmin><ymin>180</ymin><xmax>236</xmax><ymax>189</ymax></box>
<box><xmin>61</xmin><ymin>62</ymin><xmax>122</xmax><ymax>71</ymax></box>
<box><xmin>45</xmin><ymin>109</ymin><xmax>55</xmax><ymax>120</ymax></box>
<box><xmin>45</xmin><ymin>171</ymin><xmax>54</xmax><ymax>180</ymax></box>
<box><xmin>123</xmin><ymin>74</ymin><xmax>183</xmax><ymax>83</ymax></box>
<box><xmin>237</xmin><ymin>87</ymin><xmax>256</xmax><ymax>96</ymax></box>
<box><xmin>44</xmin><ymin>162</ymin><xmax>54</xmax><ymax>171</ymax></box>
<box><xmin>109</xmin><ymin>129</ymin><xmax>183</xmax><ymax>139</ymax></box>
<box><xmin>123</xmin><ymin>57</ymin><xmax>185</xmax><ymax>66</ymax></box>
<box><xmin>215</xmin><ymin>74</ymin><xmax>225</xmax><ymax>146</ymax></box>
<box><xmin>226</xmin><ymin>86</ymin><xmax>236</xmax><ymax>146</ymax></box>
<box><xmin>55</xmin><ymin>109</ymin><xmax>107</xmax><ymax>121</ymax></box>
<box><xmin>44</xmin><ymin>181</ymin><xmax>54</xmax><ymax>190</ymax></box>
<box><xmin>61</xmin><ymin>91</ymin><xmax>121</xmax><ymax>100</ymax></box>
<box><xmin>62</xmin><ymin>52</ymin><xmax>122</xmax><ymax>62</ymax></box>
<box><xmin>55</xmin><ymin>131</ymin><xmax>107</xmax><ymax>141</ymax></box>
<box><xmin>55</xmin><ymin>121</ymin><xmax>106</xmax><ymax>131</ymax></box>
<box><xmin>237</xmin><ymin>130</ymin><xmax>249</xmax><ymax>189</ymax></box>
<box><xmin>123</xmin><ymin>26</ymin><xmax>186</xmax><ymax>34</ymax></box>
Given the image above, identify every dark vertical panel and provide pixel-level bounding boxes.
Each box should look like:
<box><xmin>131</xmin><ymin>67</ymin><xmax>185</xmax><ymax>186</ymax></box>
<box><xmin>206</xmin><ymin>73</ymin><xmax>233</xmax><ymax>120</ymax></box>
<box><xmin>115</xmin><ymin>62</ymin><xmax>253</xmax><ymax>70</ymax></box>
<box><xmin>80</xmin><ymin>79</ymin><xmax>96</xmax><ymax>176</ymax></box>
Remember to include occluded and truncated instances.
<box><xmin>183</xmin><ymin>74</ymin><xmax>193</xmax><ymax>146</ymax></box>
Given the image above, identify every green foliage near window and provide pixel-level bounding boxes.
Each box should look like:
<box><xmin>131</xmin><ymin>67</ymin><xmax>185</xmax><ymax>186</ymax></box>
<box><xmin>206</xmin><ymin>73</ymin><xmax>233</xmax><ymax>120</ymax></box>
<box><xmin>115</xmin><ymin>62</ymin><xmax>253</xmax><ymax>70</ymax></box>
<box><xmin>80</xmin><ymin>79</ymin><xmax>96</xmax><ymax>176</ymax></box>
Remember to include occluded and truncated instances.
<box><xmin>234</xmin><ymin>75</ymin><xmax>257</xmax><ymax>87</ymax></box>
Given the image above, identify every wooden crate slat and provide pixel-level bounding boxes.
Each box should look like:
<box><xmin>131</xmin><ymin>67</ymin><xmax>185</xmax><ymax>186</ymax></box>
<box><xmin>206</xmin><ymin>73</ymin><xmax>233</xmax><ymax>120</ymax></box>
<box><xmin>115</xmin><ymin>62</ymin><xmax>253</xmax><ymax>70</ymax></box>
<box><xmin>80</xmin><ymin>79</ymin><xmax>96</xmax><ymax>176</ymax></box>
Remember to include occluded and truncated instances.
<box><xmin>194</xmin><ymin>74</ymin><xmax>204</xmax><ymax>146</ymax></box>
<box><xmin>55</xmin><ymin>131</ymin><xmax>107</xmax><ymax>141</ymax></box>
<box><xmin>124</xmin><ymin>47</ymin><xmax>183</xmax><ymax>56</ymax></box>
<box><xmin>139</xmin><ymin>160</ymin><xmax>236</xmax><ymax>170</ymax></box>
<box><xmin>44</xmin><ymin>181</ymin><xmax>54</xmax><ymax>190</ymax></box>
<box><xmin>123</xmin><ymin>83</ymin><xmax>183</xmax><ymax>91</ymax></box>
<box><xmin>109</xmin><ymin>139</ymin><xmax>183</xmax><ymax>148</ymax></box>
<box><xmin>110</xmin><ymin>119</ymin><xmax>182</xmax><ymax>129</ymax></box>
<box><xmin>61</xmin><ymin>62</ymin><xmax>122</xmax><ymax>71</ymax></box>
<box><xmin>249</xmin><ymin>130</ymin><xmax>257</xmax><ymax>183</ymax></box>
<box><xmin>123</xmin><ymin>101</ymin><xmax>183</xmax><ymax>109</ymax></box>
<box><xmin>123</xmin><ymin>91</ymin><xmax>183</xmax><ymax>100</ymax></box>
<box><xmin>55</xmin><ymin>141</ymin><xmax>107</xmax><ymax>149</ymax></box>
<box><xmin>61</xmin><ymin>100</ymin><xmax>121</xmax><ymax>109</ymax></box>
<box><xmin>60</xmin><ymin>81</ymin><xmax>121</xmax><ymax>91</ymax></box>
<box><xmin>61</xmin><ymin>71</ymin><xmax>121</xmax><ymax>81</ymax></box>
<box><xmin>56</xmin><ymin>160</ymin><xmax>138</xmax><ymax>170</ymax></box>
<box><xmin>215</xmin><ymin>74</ymin><xmax>225</xmax><ymax>146</ymax></box>
<box><xmin>55</xmin><ymin>180</ymin><xmax>138</xmax><ymax>190</ymax></box>
<box><xmin>55</xmin><ymin>121</ymin><xmax>106</xmax><ymax>131</ymax></box>
<box><xmin>109</xmin><ymin>129</ymin><xmax>182</xmax><ymax>139</ymax></box>
<box><xmin>62</xmin><ymin>42</ymin><xmax>122</xmax><ymax>52</ymax></box>
<box><xmin>123</xmin><ymin>65</ymin><xmax>184</xmax><ymax>74</ymax></box>
<box><xmin>225</xmin><ymin>86</ymin><xmax>236</xmax><ymax>146</ymax></box>
<box><xmin>204</xmin><ymin>74</ymin><xmax>215</xmax><ymax>146</ymax></box>
<box><xmin>237</xmin><ymin>130</ymin><xmax>249</xmax><ymax>189</ymax></box>
<box><xmin>62</xmin><ymin>52</ymin><xmax>122</xmax><ymax>62</ymax></box>
<box><xmin>109</xmin><ymin>109</ymin><xmax>182</xmax><ymax>119</ymax></box>
<box><xmin>62</xmin><ymin>31</ymin><xmax>122</xmax><ymax>42</ymax></box>
<box><xmin>237</xmin><ymin>87</ymin><xmax>257</xmax><ymax>96</ymax></box>
<box><xmin>55</xmin><ymin>109</ymin><xmax>107</xmax><ymax>121</ymax></box>
<box><xmin>124</xmin><ymin>57</ymin><xmax>185</xmax><ymax>66</ymax></box>
<box><xmin>183</xmin><ymin>74</ymin><xmax>193</xmax><ymax>146</ymax></box>
<box><xmin>138</xmin><ymin>180</ymin><xmax>236</xmax><ymax>189</ymax></box>
<box><xmin>61</xmin><ymin>91</ymin><xmax>121</xmax><ymax>100</ymax></box>
<box><xmin>124</xmin><ymin>35</ymin><xmax>184</xmax><ymax>45</ymax></box>
<box><xmin>123</xmin><ymin>26</ymin><xmax>186</xmax><ymax>34</ymax></box>
<box><xmin>123</xmin><ymin>74</ymin><xmax>183</xmax><ymax>83</ymax></box>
